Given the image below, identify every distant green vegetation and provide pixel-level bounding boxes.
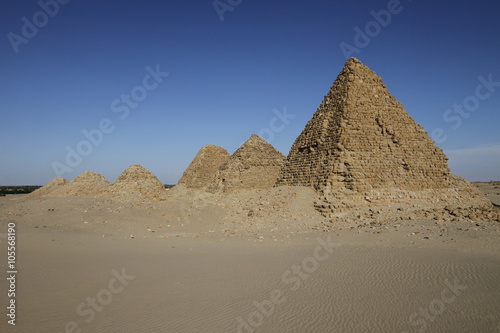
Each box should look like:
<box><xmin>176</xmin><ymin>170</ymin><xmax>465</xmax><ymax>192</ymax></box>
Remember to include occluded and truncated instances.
<box><xmin>0</xmin><ymin>186</ymin><xmax>41</xmax><ymax>196</ymax></box>
<box><xmin>0</xmin><ymin>185</ymin><xmax>175</xmax><ymax>196</ymax></box>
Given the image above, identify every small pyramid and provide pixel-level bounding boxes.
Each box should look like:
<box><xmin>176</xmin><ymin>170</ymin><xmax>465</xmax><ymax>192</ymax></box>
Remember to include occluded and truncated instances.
<box><xmin>277</xmin><ymin>57</ymin><xmax>450</xmax><ymax>191</ymax></box>
<box><xmin>105</xmin><ymin>164</ymin><xmax>165</xmax><ymax>198</ymax></box>
<box><xmin>49</xmin><ymin>171</ymin><xmax>109</xmax><ymax>197</ymax></box>
<box><xmin>26</xmin><ymin>177</ymin><xmax>68</xmax><ymax>197</ymax></box>
<box><xmin>178</xmin><ymin>145</ymin><xmax>230</xmax><ymax>189</ymax></box>
<box><xmin>71</xmin><ymin>171</ymin><xmax>109</xmax><ymax>185</ymax></box>
<box><xmin>208</xmin><ymin>134</ymin><xmax>286</xmax><ymax>192</ymax></box>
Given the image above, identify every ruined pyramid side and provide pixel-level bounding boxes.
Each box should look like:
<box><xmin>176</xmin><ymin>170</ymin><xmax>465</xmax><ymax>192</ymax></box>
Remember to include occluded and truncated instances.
<box><xmin>26</xmin><ymin>177</ymin><xmax>68</xmax><ymax>197</ymax></box>
<box><xmin>49</xmin><ymin>171</ymin><xmax>110</xmax><ymax>197</ymax></box>
<box><xmin>276</xmin><ymin>60</ymin><xmax>350</xmax><ymax>189</ymax></box>
<box><xmin>208</xmin><ymin>134</ymin><xmax>286</xmax><ymax>192</ymax></box>
<box><xmin>277</xmin><ymin>57</ymin><xmax>451</xmax><ymax>192</ymax></box>
<box><xmin>177</xmin><ymin>145</ymin><xmax>230</xmax><ymax>189</ymax></box>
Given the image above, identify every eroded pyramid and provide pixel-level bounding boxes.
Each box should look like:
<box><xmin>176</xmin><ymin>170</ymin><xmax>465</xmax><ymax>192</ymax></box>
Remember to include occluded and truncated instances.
<box><xmin>178</xmin><ymin>145</ymin><xmax>230</xmax><ymax>189</ymax></box>
<box><xmin>278</xmin><ymin>57</ymin><xmax>450</xmax><ymax>191</ymax></box>
<box><xmin>104</xmin><ymin>164</ymin><xmax>165</xmax><ymax>199</ymax></box>
<box><xmin>49</xmin><ymin>171</ymin><xmax>110</xmax><ymax>197</ymax></box>
<box><xmin>276</xmin><ymin>58</ymin><xmax>490</xmax><ymax>217</ymax></box>
<box><xmin>209</xmin><ymin>134</ymin><xmax>286</xmax><ymax>192</ymax></box>
<box><xmin>26</xmin><ymin>177</ymin><xmax>68</xmax><ymax>197</ymax></box>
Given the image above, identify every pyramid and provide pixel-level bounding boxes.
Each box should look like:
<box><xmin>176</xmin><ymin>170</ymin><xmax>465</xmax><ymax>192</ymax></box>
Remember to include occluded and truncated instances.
<box><xmin>177</xmin><ymin>145</ymin><xmax>230</xmax><ymax>189</ymax></box>
<box><xmin>26</xmin><ymin>177</ymin><xmax>68</xmax><ymax>197</ymax></box>
<box><xmin>208</xmin><ymin>134</ymin><xmax>286</xmax><ymax>192</ymax></box>
<box><xmin>104</xmin><ymin>164</ymin><xmax>165</xmax><ymax>199</ymax></box>
<box><xmin>278</xmin><ymin>57</ymin><xmax>450</xmax><ymax>191</ymax></box>
<box><xmin>276</xmin><ymin>58</ymin><xmax>490</xmax><ymax>216</ymax></box>
<box><xmin>49</xmin><ymin>171</ymin><xmax>109</xmax><ymax>197</ymax></box>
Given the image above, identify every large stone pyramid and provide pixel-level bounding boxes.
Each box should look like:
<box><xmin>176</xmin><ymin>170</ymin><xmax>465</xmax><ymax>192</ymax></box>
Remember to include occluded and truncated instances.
<box><xmin>277</xmin><ymin>58</ymin><xmax>490</xmax><ymax>217</ymax></box>
<box><xmin>208</xmin><ymin>134</ymin><xmax>286</xmax><ymax>192</ymax></box>
<box><xmin>178</xmin><ymin>145</ymin><xmax>230</xmax><ymax>189</ymax></box>
<box><xmin>278</xmin><ymin>57</ymin><xmax>450</xmax><ymax>191</ymax></box>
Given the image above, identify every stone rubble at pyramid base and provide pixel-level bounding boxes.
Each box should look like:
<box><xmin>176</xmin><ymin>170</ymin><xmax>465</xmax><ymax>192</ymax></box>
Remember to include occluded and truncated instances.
<box><xmin>168</xmin><ymin>184</ymin><xmax>323</xmax><ymax>228</ymax></box>
<box><xmin>174</xmin><ymin>177</ymin><xmax>499</xmax><ymax>226</ymax></box>
<box><xmin>26</xmin><ymin>173</ymin><xmax>500</xmax><ymax>226</ymax></box>
<box><xmin>311</xmin><ymin>175</ymin><xmax>498</xmax><ymax>225</ymax></box>
<box><xmin>98</xmin><ymin>186</ymin><xmax>167</xmax><ymax>202</ymax></box>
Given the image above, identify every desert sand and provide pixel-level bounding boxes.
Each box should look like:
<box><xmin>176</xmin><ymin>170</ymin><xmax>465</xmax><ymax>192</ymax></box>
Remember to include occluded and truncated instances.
<box><xmin>1</xmin><ymin>183</ymin><xmax>499</xmax><ymax>333</ymax></box>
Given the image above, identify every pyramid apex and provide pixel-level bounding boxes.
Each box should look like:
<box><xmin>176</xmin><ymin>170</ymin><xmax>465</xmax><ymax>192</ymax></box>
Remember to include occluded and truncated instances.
<box><xmin>346</xmin><ymin>57</ymin><xmax>361</xmax><ymax>63</ymax></box>
<box><xmin>343</xmin><ymin>57</ymin><xmax>365</xmax><ymax>70</ymax></box>
<box><xmin>122</xmin><ymin>164</ymin><xmax>148</xmax><ymax>172</ymax></box>
<box><xmin>71</xmin><ymin>171</ymin><xmax>109</xmax><ymax>184</ymax></box>
<box><xmin>236</xmin><ymin>134</ymin><xmax>278</xmax><ymax>153</ymax></box>
<box><xmin>341</xmin><ymin>57</ymin><xmax>371</xmax><ymax>74</ymax></box>
<box><xmin>245</xmin><ymin>134</ymin><xmax>268</xmax><ymax>144</ymax></box>
<box><xmin>195</xmin><ymin>144</ymin><xmax>228</xmax><ymax>155</ymax></box>
<box><xmin>202</xmin><ymin>144</ymin><xmax>223</xmax><ymax>149</ymax></box>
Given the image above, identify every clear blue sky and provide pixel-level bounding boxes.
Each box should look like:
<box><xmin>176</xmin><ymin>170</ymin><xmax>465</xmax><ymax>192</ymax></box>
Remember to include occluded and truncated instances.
<box><xmin>1</xmin><ymin>0</ymin><xmax>499</xmax><ymax>185</ymax></box>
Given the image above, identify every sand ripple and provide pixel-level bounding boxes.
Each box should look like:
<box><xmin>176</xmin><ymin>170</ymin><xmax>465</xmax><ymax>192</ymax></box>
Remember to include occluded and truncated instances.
<box><xmin>6</xmin><ymin>240</ymin><xmax>500</xmax><ymax>333</ymax></box>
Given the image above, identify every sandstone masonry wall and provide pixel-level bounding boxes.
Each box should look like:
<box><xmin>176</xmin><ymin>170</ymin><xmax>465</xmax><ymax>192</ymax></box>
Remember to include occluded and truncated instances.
<box><xmin>209</xmin><ymin>134</ymin><xmax>286</xmax><ymax>192</ymax></box>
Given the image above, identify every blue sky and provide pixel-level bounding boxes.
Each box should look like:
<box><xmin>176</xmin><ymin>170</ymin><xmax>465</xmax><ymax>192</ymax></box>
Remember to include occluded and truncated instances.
<box><xmin>1</xmin><ymin>0</ymin><xmax>499</xmax><ymax>185</ymax></box>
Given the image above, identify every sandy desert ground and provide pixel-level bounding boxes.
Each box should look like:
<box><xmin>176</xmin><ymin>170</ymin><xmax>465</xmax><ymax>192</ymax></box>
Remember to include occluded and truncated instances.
<box><xmin>1</xmin><ymin>183</ymin><xmax>499</xmax><ymax>332</ymax></box>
